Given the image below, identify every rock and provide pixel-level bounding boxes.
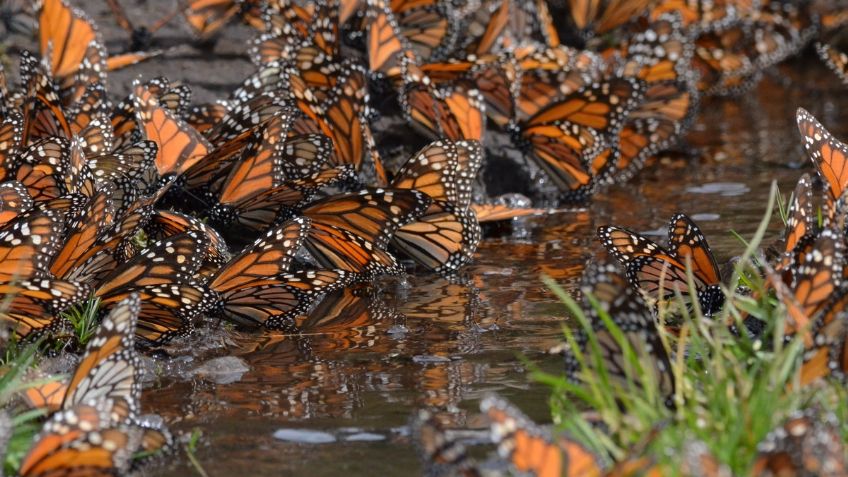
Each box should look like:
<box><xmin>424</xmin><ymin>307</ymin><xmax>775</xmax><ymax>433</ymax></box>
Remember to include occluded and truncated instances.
<box><xmin>190</xmin><ymin>356</ymin><xmax>250</xmax><ymax>384</ymax></box>
<box><xmin>272</xmin><ymin>428</ymin><xmax>336</xmax><ymax>444</ymax></box>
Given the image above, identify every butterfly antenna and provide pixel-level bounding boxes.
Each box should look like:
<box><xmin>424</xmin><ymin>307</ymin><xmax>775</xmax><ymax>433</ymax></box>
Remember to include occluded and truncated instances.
<box><xmin>150</xmin><ymin>7</ymin><xmax>181</xmax><ymax>34</ymax></box>
<box><xmin>105</xmin><ymin>0</ymin><xmax>133</xmax><ymax>33</ymax></box>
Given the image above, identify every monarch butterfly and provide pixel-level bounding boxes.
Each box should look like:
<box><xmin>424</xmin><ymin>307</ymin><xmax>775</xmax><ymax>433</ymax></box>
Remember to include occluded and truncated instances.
<box><xmin>299</xmin><ymin>188</ymin><xmax>430</xmax><ymax>278</ymax></box>
<box><xmin>182</xmin><ymin>0</ymin><xmax>263</xmax><ymax>37</ymax></box>
<box><xmin>818</xmin><ymin>4</ymin><xmax>848</xmax><ymax>34</ymax></box>
<box><xmin>203</xmin><ymin>92</ymin><xmax>289</xmax><ymax>147</ymax></box>
<box><xmin>86</xmin><ymin>140</ymin><xmax>158</xmax><ymax>215</ymax></box>
<box><xmin>207</xmin><ymin>218</ymin><xmax>350</xmax><ymax>328</ymax></box>
<box><xmin>183</xmin><ymin>110</ymin><xmax>333</xmax><ymax>206</ymax></box>
<box><xmin>774</xmin><ymin>174</ymin><xmax>816</xmax><ymax>279</ymax></box>
<box><xmin>185</xmin><ymin>102</ymin><xmax>228</xmax><ymax>135</ymax></box>
<box><xmin>750</xmin><ymin>2</ymin><xmax>815</xmax><ymax>71</ymax></box>
<box><xmin>0</xmin><ymin>278</ymin><xmax>92</xmax><ymax>339</ymax></box>
<box><xmin>112</xmin><ymin>77</ymin><xmax>191</xmax><ymax>150</ymax></box>
<box><xmin>599</xmin><ymin>213</ymin><xmax>724</xmax><ymax>316</ymax></box>
<box><xmin>565</xmin><ymin>262</ymin><xmax>676</xmax><ymax>404</ymax></box>
<box><xmin>769</xmin><ymin>228</ymin><xmax>842</xmax><ymax>350</ymax></box>
<box><xmin>222</xmin><ymin>61</ymin><xmax>290</xmax><ymax>108</ymax></box>
<box><xmin>796</xmin><ymin>288</ymin><xmax>848</xmax><ymax>387</ymax></box>
<box><xmin>648</xmin><ymin>0</ymin><xmax>745</xmax><ymax>28</ymax></box>
<box><xmin>93</xmin><ymin>231</ymin><xmax>214</xmax><ymax>345</ymax></box>
<box><xmin>0</xmin><ymin>181</ymin><xmax>33</xmax><ymax>226</ymax></box>
<box><xmin>251</xmin><ymin>1</ymin><xmax>341</xmax><ymax>68</ymax></box>
<box><xmin>392</xmin><ymin>200</ymin><xmax>480</xmax><ymax>274</ymax></box>
<box><xmin>66</xmin><ymin>81</ymin><xmax>110</xmax><ymax>133</ymax></box>
<box><xmin>411</xmin><ymin>409</ymin><xmax>480</xmax><ymax>477</ymax></box>
<box><xmin>614</xmin><ymin>13</ymin><xmax>695</xmax><ymax>85</ymax></box>
<box><xmin>0</xmin><ymin>112</ymin><xmax>24</xmax><ymax>180</ymax></box>
<box><xmin>365</xmin><ymin>0</ymin><xmax>412</xmax><ymax>79</ymax></box>
<box><xmin>0</xmin><ymin>210</ymin><xmax>63</xmax><ymax>282</ymax></box>
<box><xmin>258</xmin><ymin>0</ymin><xmax>314</xmax><ymax>38</ymax></box>
<box><xmin>481</xmin><ymin>394</ymin><xmax>606</xmax><ymax>477</ymax></box>
<box><xmin>818</xmin><ymin>42</ymin><xmax>848</xmax><ymax>85</ymax></box>
<box><xmin>19</xmin><ymin>400</ymin><xmax>172</xmax><ymax>477</ymax></box>
<box><xmin>302</xmin><ymin>188</ymin><xmax>431</xmax><ymax>252</ymax></box>
<box><xmin>205</xmin><ymin>216</ymin><xmax>308</xmax><ymax>300</ymax></box>
<box><xmin>514</xmin><ymin>44</ymin><xmax>603</xmax><ymax>121</ymax></box>
<box><xmin>34</xmin><ymin>193</ymin><xmax>89</xmax><ymax>222</ymax></box>
<box><xmin>690</xmin><ymin>26</ymin><xmax>758</xmax><ymax>95</ymax></box>
<box><xmin>567</xmin><ymin>0</ymin><xmax>652</xmax><ymax>39</ymax></box>
<box><xmin>470</xmin><ymin>203</ymin><xmax>548</xmax><ymax>223</ymax></box>
<box><xmin>392</xmin><ymin>140</ymin><xmax>480</xmax><ymax>210</ymax></box>
<box><xmin>290</xmin><ymin>64</ymin><xmax>384</xmax><ymax>178</ymax></box>
<box><xmin>808</xmin><ymin>286</ymin><xmax>848</xmax><ymax>385</ymax></box>
<box><xmin>146</xmin><ymin>209</ymin><xmax>230</xmax><ymax>275</ymax></box>
<box><xmin>132</xmin><ymin>80</ymin><xmax>213</xmax><ymax>180</ymax></box>
<box><xmin>414</xmin><ymin>54</ymin><xmax>521</xmax><ymax>127</ymax></box>
<box><xmin>59</xmin><ymin>294</ymin><xmax>141</xmax><ymax>419</ymax></box>
<box><xmin>400</xmin><ymin>58</ymin><xmax>487</xmax><ymax>142</ymax></box>
<box><xmin>37</xmin><ymin>0</ymin><xmax>154</xmax><ymax>98</ymax></box>
<box><xmin>70</xmin><ymin>110</ymin><xmax>114</xmax><ymax>160</ymax></box>
<box><xmin>512</xmin><ymin>76</ymin><xmax>645</xmax><ymax>201</ymax></box>
<box><xmin>22</xmin><ymin>372</ymin><xmax>68</xmax><ymax>412</ymax></box>
<box><xmin>797</xmin><ymin>108</ymin><xmax>848</xmax><ymax>210</ymax></box>
<box><xmin>608</xmin><ymin>81</ymin><xmax>695</xmax><ymax>184</ymax></box>
<box><xmin>104</xmin><ymin>0</ymin><xmax>177</xmax><ymax>51</ymax></box>
<box><xmin>20</xmin><ymin>61</ymin><xmax>72</xmax><ymax>143</ymax></box>
<box><xmin>206</xmin><ymin>165</ymin><xmax>354</xmax><ymax>236</ymax></box>
<box><xmin>48</xmin><ymin>191</ymin><xmax>111</xmax><ymax>281</ymax></box>
<box><xmin>390</xmin><ymin>140</ymin><xmax>483</xmax><ymax>273</ymax></box>
<box><xmin>456</xmin><ymin>0</ymin><xmax>510</xmax><ymax>56</ymax></box>
<box><xmin>54</xmin><ymin>192</ymin><xmax>162</xmax><ymax>287</ymax></box>
<box><xmin>507</xmin><ymin>0</ymin><xmax>560</xmax><ymax>48</ymax></box>
<box><xmin>16</xmin><ymin>137</ymin><xmax>74</xmax><ymax>203</ymax></box>
<box><xmin>304</xmin><ymin>221</ymin><xmax>404</xmax><ymax>277</ymax></box>
<box><xmin>24</xmin><ymin>295</ymin><xmax>141</xmax><ymax>410</ymax></box>
<box><xmin>36</xmin><ymin>0</ymin><xmax>105</xmax><ymax>99</ymax></box>
<box><xmin>32</xmin><ymin>141</ymin><xmax>97</xmax><ymax>208</ymax></box>
<box><xmin>751</xmin><ymin>409</ymin><xmax>847</xmax><ymax>477</ymax></box>
<box><xmin>379</xmin><ymin>0</ymin><xmax>457</xmax><ymax>65</ymax></box>
<box><xmin>179</xmin><ymin>103</ymin><xmax>288</xmax><ymax>198</ymax></box>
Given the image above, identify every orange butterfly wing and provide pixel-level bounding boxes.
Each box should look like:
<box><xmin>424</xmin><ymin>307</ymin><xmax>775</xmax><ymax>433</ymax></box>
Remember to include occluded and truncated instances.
<box><xmin>133</xmin><ymin>81</ymin><xmax>212</xmax><ymax>177</ymax></box>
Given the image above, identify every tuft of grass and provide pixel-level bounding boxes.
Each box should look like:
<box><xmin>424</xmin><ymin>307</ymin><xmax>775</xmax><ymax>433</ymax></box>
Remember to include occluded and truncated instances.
<box><xmin>185</xmin><ymin>428</ymin><xmax>209</xmax><ymax>477</ymax></box>
<box><xmin>132</xmin><ymin>229</ymin><xmax>149</xmax><ymax>251</ymax></box>
<box><xmin>61</xmin><ymin>298</ymin><xmax>101</xmax><ymax>348</ymax></box>
<box><xmin>0</xmin><ymin>342</ymin><xmax>50</xmax><ymax>475</ymax></box>
<box><xmin>537</xmin><ymin>182</ymin><xmax>848</xmax><ymax>474</ymax></box>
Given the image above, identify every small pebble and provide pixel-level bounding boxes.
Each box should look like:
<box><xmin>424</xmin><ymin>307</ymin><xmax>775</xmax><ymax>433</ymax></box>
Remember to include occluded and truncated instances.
<box><xmin>273</xmin><ymin>429</ymin><xmax>336</xmax><ymax>444</ymax></box>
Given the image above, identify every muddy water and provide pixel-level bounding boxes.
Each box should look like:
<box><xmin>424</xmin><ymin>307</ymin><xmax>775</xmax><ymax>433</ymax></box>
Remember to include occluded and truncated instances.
<box><xmin>124</xmin><ymin>61</ymin><xmax>845</xmax><ymax>476</ymax></box>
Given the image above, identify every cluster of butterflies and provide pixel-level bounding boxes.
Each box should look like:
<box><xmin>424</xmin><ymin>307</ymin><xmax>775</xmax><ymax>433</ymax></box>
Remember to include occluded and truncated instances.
<box><xmin>422</xmin><ymin>107</ymin><xmax>848</xmax><ymax>476</ymax></box>
<box><xmin>414</xmin><ymin>393</ymin><xmax>845</xmax><ymax>476</ymax></box>
<box><xmin>0</xmin><ymin>0</ymin><xmax>496</xmax><ymax>352</ymax></box>
<box><xmin>173</xmin><ymin>0</ymin><xmax>843</xmax><ymax>202</ymax></box>
<box><xmin>2</xmin><ymin>0</ymin><xmax>848</xmax><ymax>475</ymax></box>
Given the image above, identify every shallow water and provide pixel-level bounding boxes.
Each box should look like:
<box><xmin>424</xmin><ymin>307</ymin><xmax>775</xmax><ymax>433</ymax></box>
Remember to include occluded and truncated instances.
<box><xmin>120</xmin><ymin>60</ymin><xmax>847</xmax><ymax>476</ymax></box>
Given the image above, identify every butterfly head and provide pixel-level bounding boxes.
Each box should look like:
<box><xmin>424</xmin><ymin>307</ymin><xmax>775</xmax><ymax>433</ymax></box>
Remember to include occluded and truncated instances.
<box><xmin>698</xmin><ymin>285</ymin><xmax>724</xmax><ymax>317</ymax></box>
<box><xmin>207</xmin><ymin>204</ymin><xmax>237</xmax><ymax>230</ymax></box>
